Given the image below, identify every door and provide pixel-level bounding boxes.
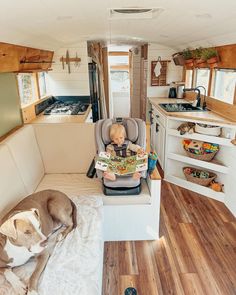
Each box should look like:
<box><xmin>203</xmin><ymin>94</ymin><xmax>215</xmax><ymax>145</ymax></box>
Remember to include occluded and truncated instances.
<box><xmin>153</xmin><ymin>119</ymin><xmax>165</xmax><ymax>169</ymax></box>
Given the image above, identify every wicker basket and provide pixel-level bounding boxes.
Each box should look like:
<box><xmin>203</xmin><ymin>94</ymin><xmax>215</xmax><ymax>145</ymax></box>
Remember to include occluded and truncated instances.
<box><xmin>183</xmin><ymin>167</ymin><xmax>216</xmax><ymax>186</ymax></box>
<box><xmin>184</xmin><ymin>147</ymin><xmax>218</xmax><ymax>162</ymax></box>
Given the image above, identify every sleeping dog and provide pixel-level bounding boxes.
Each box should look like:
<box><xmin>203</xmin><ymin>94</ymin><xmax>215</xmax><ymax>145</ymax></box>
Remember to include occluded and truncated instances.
<box><xmin>0</xmin><ymin>189</ymin><xmax>77</xmax><ymax>295</ymax></box>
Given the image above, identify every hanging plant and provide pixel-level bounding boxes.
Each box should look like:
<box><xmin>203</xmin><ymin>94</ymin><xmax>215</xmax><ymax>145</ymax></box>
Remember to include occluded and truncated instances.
<box><xmin>182</xmin><ymin>48</ymin><xmax>194</xmax><ymax>68</ymax></box>
<box><xmin>193</xmin><ymin>47</ymin><xmax>207</xmax><ymax>68</ymax></box>
<box><xmin>201</xmin><ymin>48</ymin><xmax>219</xmax><ymax>68</ymax></box>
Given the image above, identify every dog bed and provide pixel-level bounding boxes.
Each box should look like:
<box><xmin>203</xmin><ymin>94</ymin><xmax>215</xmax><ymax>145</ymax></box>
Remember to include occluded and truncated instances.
<box><xmin>0</xmin><ymin>196</ymin><xmax>104</xmax><ymax>295</ymax></box>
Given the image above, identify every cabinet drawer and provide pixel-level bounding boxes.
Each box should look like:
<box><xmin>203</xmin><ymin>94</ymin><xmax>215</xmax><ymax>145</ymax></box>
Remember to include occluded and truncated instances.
<box><xmin>153</xmin><ymin>107</ymin><xmax>166</xmax><ymax>127</ymax></box>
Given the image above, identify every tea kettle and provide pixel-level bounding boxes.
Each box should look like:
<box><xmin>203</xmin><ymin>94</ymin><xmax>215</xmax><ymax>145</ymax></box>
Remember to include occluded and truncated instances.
<box><xmin>168</xmin><ymin>87</ymin><xmax>177</xmax><ymax>98</ymax></box>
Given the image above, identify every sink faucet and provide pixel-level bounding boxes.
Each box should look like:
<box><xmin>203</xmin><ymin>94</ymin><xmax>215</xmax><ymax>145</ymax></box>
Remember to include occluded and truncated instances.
<box><xmin>183</xmin><ymin>87</ymin><xmax>201</xmax><ymax>108</ymax></box>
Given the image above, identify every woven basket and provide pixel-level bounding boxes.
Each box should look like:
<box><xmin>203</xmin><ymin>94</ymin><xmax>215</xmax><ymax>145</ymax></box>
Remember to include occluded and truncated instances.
<box><xmin>183</xmin><ymin>167</ymin><xmax>216</xmax><ymax>186</ymax></box>
<box><xmin>184</xmin><ymin>147</ymin><xmax>218</xmax><ymax>162</ymax></box>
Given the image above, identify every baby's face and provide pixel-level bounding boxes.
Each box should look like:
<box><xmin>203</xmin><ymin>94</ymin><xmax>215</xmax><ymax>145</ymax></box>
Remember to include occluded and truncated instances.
<box><xmin>112</xmin><ymin>132</ymin><xmax>125</xmax><ymax>146</ymax></box>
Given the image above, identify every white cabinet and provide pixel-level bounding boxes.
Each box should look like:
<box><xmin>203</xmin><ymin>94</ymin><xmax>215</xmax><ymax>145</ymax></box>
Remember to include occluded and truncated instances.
<box><xmin>149</xmin><ymin>101</ymin><xmax>236</xmax><ymax>216</ymax></box>
<box><xmin>85</xmin><ymin>109</ymin><xmax>93</xmax><ymax>123</ymax></box>
<box><xmin>151</xmin><ymin>107</ymin><xmax>166</xmax><ymax>169</ymax></box>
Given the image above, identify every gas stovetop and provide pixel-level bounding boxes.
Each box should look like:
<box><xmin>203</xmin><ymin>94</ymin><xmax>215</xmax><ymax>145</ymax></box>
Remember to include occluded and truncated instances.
<box><xmin>44</xmin><ymin>101</ymin><xmax>89</xmax><ymax>115</ymax></box>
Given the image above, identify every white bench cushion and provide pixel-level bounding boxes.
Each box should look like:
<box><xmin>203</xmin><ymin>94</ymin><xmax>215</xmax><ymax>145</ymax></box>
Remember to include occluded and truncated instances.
<box><xmin>0</xmin><ymin>196</ymin><xmax>104</xmax><ymax>295</ymax></box>
<box><xmin>4</xmin><ymin>125</ymin><xmax>44</xmax><ymax>194</ymax></box>
<box><xmin>36</xmin><ymin>174</ymin><xmax>151</xmax><ymax>205</ymax></box>
<box><xmin>0</xmin><ymin>144</ymin><xmax>27</xmax><ymax>218</ymax></box>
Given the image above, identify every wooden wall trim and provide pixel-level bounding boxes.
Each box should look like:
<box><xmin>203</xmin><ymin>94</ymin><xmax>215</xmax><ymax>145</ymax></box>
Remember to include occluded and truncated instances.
<box><xmin>102</xmin><ymin>47</ymin><xmax>109</xmax><ymax>117</ymax></box>
<box><xmin>0</xmin><ymin>125</ymin><xmax>23</xmax><ymax>143</ymax></box>
<box><xmin>108</xmin><ymin>52</ymin><xmax>129</xmax><ymax>56</ymax></box>
<box><xmin>185</xmin><ymin>92</ymin><xmax>236</xmax><ymax>122</ymax></box>
<box><xmin>0</xmin><ymin>42</ymin><xmax>54</xmax><ymax>73</ymax></box>
<box><xmin>216</xmin><ymin>44</ymin><xmax>236</xmax><ymax>69</ymax></box>
<box><xmin>110</xmin><ymin>65</ymin><xmax>129</xmax><ymax>70</ymax></box>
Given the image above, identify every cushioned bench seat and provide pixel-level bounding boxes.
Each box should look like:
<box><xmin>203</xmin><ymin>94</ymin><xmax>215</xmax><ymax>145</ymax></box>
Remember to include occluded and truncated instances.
<box><xmin>36</xmin><ymin>174</ymin><xmax>151</xmax><ymax>205</ymax></box>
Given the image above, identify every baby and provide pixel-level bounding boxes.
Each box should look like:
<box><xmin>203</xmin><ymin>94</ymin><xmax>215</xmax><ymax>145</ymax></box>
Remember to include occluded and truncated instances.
<box><xmin>104</xmin><ymin>123</ymin><xmax>145</xmax><ymax>181</ymax></box>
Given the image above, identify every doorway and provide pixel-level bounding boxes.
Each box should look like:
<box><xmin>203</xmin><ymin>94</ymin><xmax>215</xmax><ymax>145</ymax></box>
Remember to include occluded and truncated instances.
<box><xmin>108</xmin><ymin>51</ymin><xmax>130</xmax><ymax>118</ymax></box>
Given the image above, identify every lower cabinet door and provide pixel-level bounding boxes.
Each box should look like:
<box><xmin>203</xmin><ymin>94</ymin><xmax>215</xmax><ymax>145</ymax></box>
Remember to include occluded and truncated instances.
<box><xmin>154</xmin><ymin>120</ymin><xmax>165</xmax><ymax>169</ymax></box>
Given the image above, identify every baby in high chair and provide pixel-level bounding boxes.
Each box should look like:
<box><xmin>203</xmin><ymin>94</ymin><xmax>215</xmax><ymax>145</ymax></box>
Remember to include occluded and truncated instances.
<box><xmin>103</xmin><ymin>123</ymin><xmax>145</xmax><ymax>181</ymax></box>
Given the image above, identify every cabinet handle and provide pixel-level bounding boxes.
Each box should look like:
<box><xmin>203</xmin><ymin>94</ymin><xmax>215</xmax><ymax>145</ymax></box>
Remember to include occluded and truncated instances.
<box><xmin>156</xmin><ymin>123</ymin><xmax>159</xmax><ymax>133</ymax></box>
<box><xmin>156</xmin><ymin>114</ymin><xmax>160</xmax><ymax>118</ymax></box>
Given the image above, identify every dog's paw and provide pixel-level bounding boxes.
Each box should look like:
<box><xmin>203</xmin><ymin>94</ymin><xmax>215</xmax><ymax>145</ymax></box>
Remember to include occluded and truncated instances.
<box><xmin>27</xmin><ymin>290</ymin><xmax>39</xmax><ymax>295</ymax></box>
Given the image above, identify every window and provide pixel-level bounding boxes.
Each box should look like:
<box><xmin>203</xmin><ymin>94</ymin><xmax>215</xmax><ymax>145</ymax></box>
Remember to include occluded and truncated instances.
<box><xmin>38</xmin><ymin>72</ymin><xmax>47</xmax><ymax>97</ymax></box>
<box><xmin>212</xmin><ymin>69</ymin><xmax>236</xmax><ymax>104</ymax></box>
<box><xmin>195</xmin><ymin>68</ymin><xmax>210</xmax><ymax>94</ymax></box>
<box><xmin>185</xmin><ymin>70</ymin><xmax>193</xmax><ymax>88</ymax></box>
<box><xmin>17</xmin><ymin>73</ymin><xmax>37</xmax><ymax>106</ymax></box>
<box><xmin>17</xmin><ymin>71</ymin><xmax>50</xmax><ymax>107</ymax></box>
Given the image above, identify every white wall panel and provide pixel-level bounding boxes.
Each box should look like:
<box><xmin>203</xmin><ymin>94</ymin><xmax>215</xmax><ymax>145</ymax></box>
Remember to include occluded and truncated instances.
<box><xmin>48</xmin><ymin>42</ymin><xmax>90</xmax><ymax>96</ymax></box>
<box><xmin>147</xmin><ymin>43</ymin><xmax>183</xmax><ymax>98</ymax></box>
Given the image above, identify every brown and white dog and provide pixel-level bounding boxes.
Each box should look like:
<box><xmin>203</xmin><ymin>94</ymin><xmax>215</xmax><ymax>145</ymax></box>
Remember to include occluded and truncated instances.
<box><xmin>0</xmin><ymin>189</ymin><xmax>77</xmax><ymax>295</ymax></box>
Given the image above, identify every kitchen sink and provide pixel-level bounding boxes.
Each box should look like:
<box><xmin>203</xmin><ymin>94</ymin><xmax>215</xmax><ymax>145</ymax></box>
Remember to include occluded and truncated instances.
<box><xmin>159</xmin><ymin>103</ymin><xmax>207</xmax><ymax>112</ymax></box>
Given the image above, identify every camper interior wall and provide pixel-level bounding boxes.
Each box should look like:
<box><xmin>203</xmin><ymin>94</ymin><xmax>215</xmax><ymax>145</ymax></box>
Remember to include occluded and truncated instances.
<box><xmin>47</xmin><ymin>42</ymin><xmax>90</xmax><ymax>96</ymax></box>
<box><xmin>147</xmin><ymin>43</ymin><xmax>183</xmax><ymax>97</ymax></box>
<box><xmin>0</xmin><ymin>73</ymin><xmax>22</xmax><ymax>138</ymax></box>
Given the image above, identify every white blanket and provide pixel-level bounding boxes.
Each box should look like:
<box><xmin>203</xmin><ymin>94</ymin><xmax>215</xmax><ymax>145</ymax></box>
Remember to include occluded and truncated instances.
<box><xmin>0</xmin><ymin>196</ymin><xmax>103</xmax><ymax>295</ymax></box>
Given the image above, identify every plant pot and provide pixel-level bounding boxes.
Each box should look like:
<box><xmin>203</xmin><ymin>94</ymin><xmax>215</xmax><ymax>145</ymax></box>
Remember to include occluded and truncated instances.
<box><xmin>195</xmin><ymin>58</ymin><xmax>207</xmax><ymax>68</ymax></box>
<box><xmin>184</xmin><ymin>58</ymin><xmax>194</xmax><ymax>68</ymax></box>
<box><xmin>172</xmin><ymin>53</ymin><xmax>185</xmax><ymax>66</ymax></box>
<box><xmin>207</xmin><ymin>56</ymin><xmax>219</xmax><ymax>68</ymax></box>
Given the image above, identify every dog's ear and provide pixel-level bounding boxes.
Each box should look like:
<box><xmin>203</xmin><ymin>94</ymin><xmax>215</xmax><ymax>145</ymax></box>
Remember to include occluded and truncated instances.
<box><xmin>31</xmin><ymin>208</ymin><xmax>40</xmax><ymax>220</ymax></box>
<box><xmin>0</xmin><ymin>217</ymin><xmax>17</xmax><ymax>239</ymax></box>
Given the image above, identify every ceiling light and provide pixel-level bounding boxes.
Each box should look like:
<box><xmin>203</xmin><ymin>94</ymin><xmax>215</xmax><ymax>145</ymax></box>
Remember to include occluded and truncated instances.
<box><xmin>109</xmin><ymin>8</ymin><xmax>164</xmax><ymax>19</ymax></box>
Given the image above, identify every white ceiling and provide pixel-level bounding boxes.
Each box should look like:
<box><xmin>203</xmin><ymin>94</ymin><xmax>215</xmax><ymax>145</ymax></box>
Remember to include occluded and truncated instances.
<box><xmin>1</xmin><ymin>0</ymin><xmax>236</xmax><ymax>50</ymax></box>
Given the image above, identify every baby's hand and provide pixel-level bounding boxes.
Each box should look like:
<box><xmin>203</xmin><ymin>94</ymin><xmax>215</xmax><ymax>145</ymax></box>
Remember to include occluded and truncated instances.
<box><xmin>103</xmin><ymin>171</ymin><xmax>116</xmax><ymax>181</ymax></box>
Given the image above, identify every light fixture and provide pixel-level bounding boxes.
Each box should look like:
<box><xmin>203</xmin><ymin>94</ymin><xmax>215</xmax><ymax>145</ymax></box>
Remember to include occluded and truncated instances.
<box><xmin>109</xmin><ymin>8</ymin><xmax>164</xmax><ymax>19</ymax></box>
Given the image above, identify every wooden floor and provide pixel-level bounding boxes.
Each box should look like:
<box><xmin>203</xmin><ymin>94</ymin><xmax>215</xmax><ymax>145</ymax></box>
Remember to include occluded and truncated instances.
<box><xmin>102</xmin><ymin>180</ymin><xmax>236</xmax><ymax>295</ymax></box>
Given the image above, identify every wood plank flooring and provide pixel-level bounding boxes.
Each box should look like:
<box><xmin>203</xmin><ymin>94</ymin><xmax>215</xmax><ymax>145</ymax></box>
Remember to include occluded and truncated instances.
<box><xmin>102</xmin><ymin>180</ymin><xmax>236</xmax><ymax>295</ymax></box>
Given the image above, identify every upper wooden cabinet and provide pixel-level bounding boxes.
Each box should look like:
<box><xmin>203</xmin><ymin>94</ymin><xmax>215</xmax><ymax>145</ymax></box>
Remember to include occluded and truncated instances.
<box><xmin>0</xmin><ymin>42</ymin><xmax>54</xmax><ymax>73</ymax></box>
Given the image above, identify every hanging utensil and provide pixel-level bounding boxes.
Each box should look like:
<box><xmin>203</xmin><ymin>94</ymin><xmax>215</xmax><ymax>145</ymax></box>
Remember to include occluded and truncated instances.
<box><xmin>61</xmin><ymin>56</ymin><xmax>65</xmax><ymax>69</ymax></box>
<box><xmin>66</xmin><ymin>50</ymin><xmax>71</xmax><ymax>74</ymax></box>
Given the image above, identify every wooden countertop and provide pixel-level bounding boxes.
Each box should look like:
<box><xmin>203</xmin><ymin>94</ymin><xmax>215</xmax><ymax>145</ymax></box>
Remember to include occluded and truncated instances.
<box><xmin>31</xmin><ymin>104</ymin><xmax>92</xmax><ymax>124</ymax></box>
<box><xmin>149</xmin><ymin>98</ymin><xmax>236</xmax><ymax>126</ymax></box>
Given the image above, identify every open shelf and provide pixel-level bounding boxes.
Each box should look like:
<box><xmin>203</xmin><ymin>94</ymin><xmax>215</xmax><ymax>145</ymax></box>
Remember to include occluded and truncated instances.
<box><xmin>165</xmin><ymin>174</ymin><xmax>225</xmax><ymax>202</ymax></box>
<box><xmin>167</xmin><ymin>152</ymin><xmax>229</xmax><ymax>174</ymax></box>
<box><xmin>167</xmin><ymin>129</ymin><xmax>234</xmax><ymax>147</ymax></box>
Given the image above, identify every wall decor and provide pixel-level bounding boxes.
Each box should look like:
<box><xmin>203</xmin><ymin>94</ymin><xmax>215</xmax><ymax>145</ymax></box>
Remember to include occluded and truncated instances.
<box><xmin>151</xmin><ymin>59</ymin><xmax>171</xmax><ymax>86</ymax></box>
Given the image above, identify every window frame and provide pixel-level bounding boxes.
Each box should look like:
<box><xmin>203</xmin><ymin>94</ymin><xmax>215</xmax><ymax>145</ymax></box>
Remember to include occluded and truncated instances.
<box><xmin>210</xmin><ymin>68</ymin><xmax>236</xmax><ymax>105</ymax></box>
<box><xmin>17</xmin><ymin>71</ymin><xmax>50</xmax><ymax>108</ymax></box>
<box><xmin>184</xmin><ymin>67</ymin><xmax>236</xmax><ymax>105</ymax></box>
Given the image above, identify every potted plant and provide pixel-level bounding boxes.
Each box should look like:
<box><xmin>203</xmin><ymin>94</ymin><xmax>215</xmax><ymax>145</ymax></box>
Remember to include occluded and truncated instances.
<box><xmin>182</xmin><ymin>48</ymin><xmax>194</xmax><ymax>68</ymax></box>
<box><xmin>202</xmin><ymin>47</ymin><xmax>219</xmax><ymax>68</ymax></box>
<box><xmin>172</xmin><ymin>52</ymin><xmax>185</xmax><ymax>66</ymax></box>
<box><xmin>193</xmin><ymin>47</ymin><xmax>207</xmax><ymax>67</ymax></box>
